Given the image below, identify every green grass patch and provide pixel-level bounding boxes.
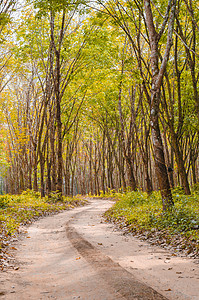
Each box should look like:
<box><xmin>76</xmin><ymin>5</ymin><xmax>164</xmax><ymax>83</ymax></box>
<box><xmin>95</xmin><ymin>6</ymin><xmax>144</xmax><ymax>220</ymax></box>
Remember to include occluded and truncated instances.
<box><xmin>104</xmin><ymin>188</ymin><xmax>199</xmax><ymax>257</ymax></box>
<box><xmin>0</xmin><ymin>190</ymin><xmax>86</xmax><ymax>253</ymax></box>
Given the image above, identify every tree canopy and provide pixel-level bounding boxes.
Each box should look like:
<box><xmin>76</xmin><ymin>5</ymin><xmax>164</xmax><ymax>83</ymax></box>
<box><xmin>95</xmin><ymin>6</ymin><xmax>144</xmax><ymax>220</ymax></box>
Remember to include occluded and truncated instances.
<box><xmin>0</xmin><ymin>0</ymin><xmax>198</xmax><ymax>210</ymax></box>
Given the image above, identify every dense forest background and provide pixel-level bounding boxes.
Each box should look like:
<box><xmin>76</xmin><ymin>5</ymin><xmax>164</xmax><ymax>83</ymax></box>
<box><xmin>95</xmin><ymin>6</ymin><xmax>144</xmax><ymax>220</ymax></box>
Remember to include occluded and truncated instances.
<box><xmin>0</xmin><ymin>0</ymin><xmax>198</xmax><ymax>211</ymax></box>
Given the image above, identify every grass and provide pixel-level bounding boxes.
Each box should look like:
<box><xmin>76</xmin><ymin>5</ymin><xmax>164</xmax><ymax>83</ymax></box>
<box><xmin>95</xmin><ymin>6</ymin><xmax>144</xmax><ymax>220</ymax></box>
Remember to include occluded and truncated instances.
<box><xmin>0</xmin><ymin>190</ymin><xmax>87</xmax><ymax>266</ymax></box>
<box><xmin>104</xmin><ymin>187</ymin><xmax>199</xmax><ymax>257</ymax></box>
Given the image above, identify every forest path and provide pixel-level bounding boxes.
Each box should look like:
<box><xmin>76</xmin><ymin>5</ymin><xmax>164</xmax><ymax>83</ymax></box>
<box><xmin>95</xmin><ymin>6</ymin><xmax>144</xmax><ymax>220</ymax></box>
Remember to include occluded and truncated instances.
<box><xmin>0</xmin><ymin>198</ymin><xmax>198</xmax><ymax>300</ymax></box>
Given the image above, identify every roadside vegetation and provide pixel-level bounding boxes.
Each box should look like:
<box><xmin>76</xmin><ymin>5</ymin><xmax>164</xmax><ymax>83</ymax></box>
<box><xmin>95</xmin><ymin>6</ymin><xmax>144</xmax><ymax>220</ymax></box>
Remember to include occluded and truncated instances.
<box><xmin>0</xmin><ymin>190</ymin><xmax>86</xmax><ymax>269</ymax></box>
<box><xmin>103</xmin><ymin>186</ymin><xmax>199</xmax><ymax>258</ymax></box>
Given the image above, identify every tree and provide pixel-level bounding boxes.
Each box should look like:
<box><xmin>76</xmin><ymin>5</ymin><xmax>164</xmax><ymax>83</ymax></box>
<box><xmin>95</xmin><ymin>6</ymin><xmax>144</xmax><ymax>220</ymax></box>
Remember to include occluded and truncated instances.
<box><xmin>143</xmin><ymin>0</ymin><xmax>176</xmax><ymax>209</ymax></box>
<box><xmin>1</xmin><ymin>0</ymin><xmax>198</xmax><ymax>200</ymax></box>
<box><xmin>95</xmin><ymin>0</ymin><xmax>176</xmax><ymax>209</ymax></box>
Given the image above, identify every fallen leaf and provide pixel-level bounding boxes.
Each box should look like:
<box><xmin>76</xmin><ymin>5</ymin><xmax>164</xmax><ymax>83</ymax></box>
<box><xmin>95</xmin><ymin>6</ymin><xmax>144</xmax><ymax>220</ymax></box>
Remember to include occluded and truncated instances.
<box><xmin>11</xmin><ymin>247</ymin><xmax>17</xmax><ymax>250</ymax></box>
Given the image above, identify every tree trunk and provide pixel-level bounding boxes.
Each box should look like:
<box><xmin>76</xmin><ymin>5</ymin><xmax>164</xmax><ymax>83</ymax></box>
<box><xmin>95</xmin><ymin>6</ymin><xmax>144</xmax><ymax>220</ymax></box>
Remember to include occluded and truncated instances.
<box><xmin>55</xmin><ymin>51</ymin><xmax>63</xmax><ymax>196</ymax></box>
<box><xmin>144</xmin><ymin>0</ymin><xmax>176</xmax><ymax>210</ymax></box>
<box><xmin>40</xmin><ymin>153</ymin><xmax>45</xmax><ymax>198</ymax></box>
<box><xmin>170</xmin><ymin>130</ymin><xmax>191</xmax><ymax>194</ymax></box>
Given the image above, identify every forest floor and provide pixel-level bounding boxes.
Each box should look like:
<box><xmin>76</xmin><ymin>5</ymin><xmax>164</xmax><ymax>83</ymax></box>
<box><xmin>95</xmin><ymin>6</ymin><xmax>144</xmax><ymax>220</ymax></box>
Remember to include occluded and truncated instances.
<box><xmin>0</xmin><ymin>198</ymin><xmax>198</xmax><ymax>300</ymax></box>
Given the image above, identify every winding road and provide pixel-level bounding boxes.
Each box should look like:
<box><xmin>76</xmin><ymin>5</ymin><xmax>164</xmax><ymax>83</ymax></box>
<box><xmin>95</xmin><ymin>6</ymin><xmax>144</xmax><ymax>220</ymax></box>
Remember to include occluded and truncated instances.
<box><xmin>0</xmin><ymin>199</ymin><xmax>198</xmax><ymax>299</ymax></box>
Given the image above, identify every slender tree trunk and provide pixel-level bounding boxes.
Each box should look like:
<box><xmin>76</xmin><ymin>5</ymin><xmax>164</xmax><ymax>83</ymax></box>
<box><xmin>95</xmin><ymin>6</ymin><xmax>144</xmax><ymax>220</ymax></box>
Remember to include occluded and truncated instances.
<box><xmin>170</xmin><ymin>130</ymin><xmax>191</xmax><ymax>194</ymax></box>
<box><xmin>33</xmin><ymin>164</ymin><xmax>38</xmax><ymax>191</ymax></box>
<box><xmin>55</xmin><ymin>51</ymin><xmax>63</xmax><ymax>195</ymax></box>
<box><xmin>46</xmin><ymin>141</ymin><xmax>51</xmax><ymax>197</ymax></box>
<box><xmin>89</xmin><ymin>138</ymin><xmax>93</xmax><ymax>195</ymax></box>
<box><xmin>40</xmin><ymin>151</ymin><xmax>45</xmax><ymax>198</ymax></box>
<box><xmin>144</xmin><ymin>0</ymin><xmax>176</xmax><ymax>210</ymax></box>
<box><xmin>102</xmin><ymin>129</ymin><xmax>106</xmax><ymax>194</ymax></box>
<box><xmin>50</xmin><ymin>119</ymin><xmax>56</xmax><ymax>191</ymax></box>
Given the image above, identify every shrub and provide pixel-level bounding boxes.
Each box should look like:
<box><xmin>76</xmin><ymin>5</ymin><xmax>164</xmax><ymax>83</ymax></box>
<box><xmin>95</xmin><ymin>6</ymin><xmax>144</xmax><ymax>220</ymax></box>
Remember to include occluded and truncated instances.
<box><xmin>47</xmin><ymin>191</ymin><xmax>63</xmax><ymax>203</ymax></box>
<box><xmin>104</xmin><ymin>189</ymin><xmax>199</xmax><ymax>255</ymax></box>
<box><xmin>0</xmin><ymin>195</ymin><xmax>9</xmax><ymax>209</ymax></box>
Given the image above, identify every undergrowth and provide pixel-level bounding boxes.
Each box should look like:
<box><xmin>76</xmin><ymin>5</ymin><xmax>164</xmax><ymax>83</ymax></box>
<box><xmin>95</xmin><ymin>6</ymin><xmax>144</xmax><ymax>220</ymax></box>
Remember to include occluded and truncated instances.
<box><xmin>0</xmin><ymin>190</ymin><xmax>86</xmax><ymax>257</ymax></box>
<box><xmin>104</xmin><ymin>187</ymin><xmax>199</xmax><ymax>257</ymax></box>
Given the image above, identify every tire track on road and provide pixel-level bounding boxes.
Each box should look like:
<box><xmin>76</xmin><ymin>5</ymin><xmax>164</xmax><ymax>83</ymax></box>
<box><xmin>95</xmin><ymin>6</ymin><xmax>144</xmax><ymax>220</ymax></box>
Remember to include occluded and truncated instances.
<box><xmin>66</xmin><ymin>219</ymin><xmax>168</xmax><ymax>300</ymax></box>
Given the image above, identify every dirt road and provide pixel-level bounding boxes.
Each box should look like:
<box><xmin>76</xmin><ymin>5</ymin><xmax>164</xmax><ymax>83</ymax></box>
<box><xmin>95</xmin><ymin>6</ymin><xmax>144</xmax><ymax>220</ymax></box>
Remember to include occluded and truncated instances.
<box><xmin>0</xmin><ymin>199</ymin><xmax>198</xmax><ymax>299</ymax></box>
